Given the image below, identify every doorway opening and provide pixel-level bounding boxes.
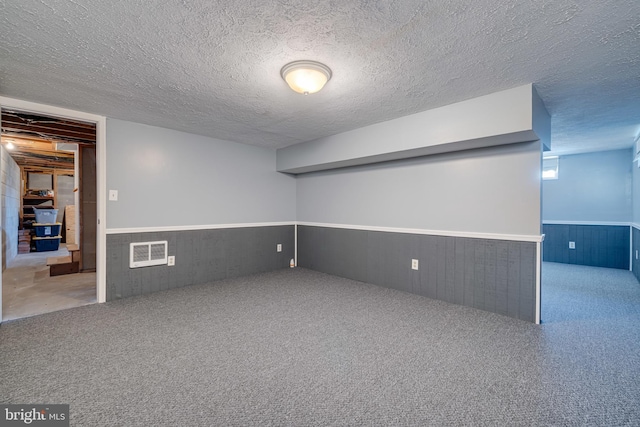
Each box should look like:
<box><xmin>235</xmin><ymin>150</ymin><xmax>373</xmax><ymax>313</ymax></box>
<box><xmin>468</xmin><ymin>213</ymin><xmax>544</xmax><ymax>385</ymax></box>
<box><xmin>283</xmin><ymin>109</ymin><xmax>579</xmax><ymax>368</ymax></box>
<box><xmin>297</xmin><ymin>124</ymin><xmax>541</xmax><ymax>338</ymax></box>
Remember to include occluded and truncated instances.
<box><xmin>1</xmin><ymin>109</ymin><xmax>97</xmax><ymax>321</ymax></box>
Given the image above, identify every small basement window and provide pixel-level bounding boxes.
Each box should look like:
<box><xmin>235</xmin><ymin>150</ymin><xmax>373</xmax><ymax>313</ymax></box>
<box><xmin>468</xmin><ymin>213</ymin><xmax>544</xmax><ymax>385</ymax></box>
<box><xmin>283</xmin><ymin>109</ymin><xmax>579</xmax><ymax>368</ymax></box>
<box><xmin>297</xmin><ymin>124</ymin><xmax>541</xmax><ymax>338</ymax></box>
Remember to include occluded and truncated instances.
<box><xmin>543</xmin><ymin>156</ymin><xmax>559</xmax><ymax>180</ymax></box>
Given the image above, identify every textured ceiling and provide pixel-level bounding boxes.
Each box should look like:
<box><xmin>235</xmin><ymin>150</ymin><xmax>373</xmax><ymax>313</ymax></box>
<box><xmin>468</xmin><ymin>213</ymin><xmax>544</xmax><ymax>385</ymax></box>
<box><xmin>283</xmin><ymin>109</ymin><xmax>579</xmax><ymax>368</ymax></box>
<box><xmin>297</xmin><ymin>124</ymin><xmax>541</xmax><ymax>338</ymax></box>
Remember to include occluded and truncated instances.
<box><xmin>1</xmin><ymin>1</ymin><xmax>639</xmax><ymax>154</ymax></box>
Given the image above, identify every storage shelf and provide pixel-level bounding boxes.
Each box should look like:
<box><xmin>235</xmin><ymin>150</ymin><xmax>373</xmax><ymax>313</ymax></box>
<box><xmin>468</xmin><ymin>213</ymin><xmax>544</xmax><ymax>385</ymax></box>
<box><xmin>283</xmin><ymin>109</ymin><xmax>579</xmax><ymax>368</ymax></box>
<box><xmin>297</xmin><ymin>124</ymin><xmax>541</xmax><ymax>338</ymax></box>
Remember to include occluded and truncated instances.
<box><xmin>21</xmin><ymin>193</ymin><xmax>56</xmax><ymax>233</ymax></box>
<box><xmin>23</xmin><ymin>196</ymin><xmax>54</xmax><ymax>200</ymax></box>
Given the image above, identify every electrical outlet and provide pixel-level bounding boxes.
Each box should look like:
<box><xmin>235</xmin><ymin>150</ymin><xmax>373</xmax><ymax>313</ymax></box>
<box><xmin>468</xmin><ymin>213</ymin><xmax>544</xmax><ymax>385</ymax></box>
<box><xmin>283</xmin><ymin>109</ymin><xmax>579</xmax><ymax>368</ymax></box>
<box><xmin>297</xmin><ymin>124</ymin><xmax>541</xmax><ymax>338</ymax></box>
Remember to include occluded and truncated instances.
<box><xmin>277</xmin><ymin>244</ymin><xmax>282</xmax><ymax>252</ymax></box>
<box><xmin>411</xmin><ymin>259</ymin><xmax>419</xmax><ymax>270</ymax></box>
<box><xmin>569</xmin><ymin>241</ymin><xmax>575</xmax><ymax>249</ymax></box>
<box><xmin>109</xmin><ymin>190</ymin><xmax>118</xmax><ymax>201</ymax></box>
<box><xmin>167</xmin><ymin>256</ymin><xmax>175</xmax><ymax>266</ymax></box>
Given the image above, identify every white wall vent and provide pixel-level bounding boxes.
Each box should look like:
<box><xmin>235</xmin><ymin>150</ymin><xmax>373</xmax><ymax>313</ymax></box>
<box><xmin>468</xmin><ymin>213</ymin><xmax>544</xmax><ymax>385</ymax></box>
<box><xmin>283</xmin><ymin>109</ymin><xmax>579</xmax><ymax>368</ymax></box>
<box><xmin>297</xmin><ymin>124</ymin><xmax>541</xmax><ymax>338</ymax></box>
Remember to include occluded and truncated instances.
<box><xmin>129</xmin><ymin>241</ymin><xmax>168</xmax><ymax>268</ymax></box>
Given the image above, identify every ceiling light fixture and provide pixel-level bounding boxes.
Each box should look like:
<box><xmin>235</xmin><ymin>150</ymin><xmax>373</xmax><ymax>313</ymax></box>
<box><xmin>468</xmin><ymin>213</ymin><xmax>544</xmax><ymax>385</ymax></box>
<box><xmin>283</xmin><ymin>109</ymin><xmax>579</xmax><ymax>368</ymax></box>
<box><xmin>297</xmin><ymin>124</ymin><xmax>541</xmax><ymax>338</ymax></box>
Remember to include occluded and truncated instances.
<box><xmin>281</xmin><ymin>60</ymin><xmax>332</xmax><ymax>95</ymax></box>
<box><xmin>6</xmin><ymin>142</ymin><xmax>15</xmax><ymax>150</ymax></box>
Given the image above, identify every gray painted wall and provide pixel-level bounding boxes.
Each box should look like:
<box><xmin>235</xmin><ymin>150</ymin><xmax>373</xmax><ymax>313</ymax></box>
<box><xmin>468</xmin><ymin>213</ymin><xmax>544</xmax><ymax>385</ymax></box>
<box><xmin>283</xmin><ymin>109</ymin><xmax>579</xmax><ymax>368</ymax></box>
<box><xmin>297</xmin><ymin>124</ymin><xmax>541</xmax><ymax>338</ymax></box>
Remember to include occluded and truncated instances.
<box><xmin>1</xmin><ymin>146</ymin><xmax>20</xmax><ymax>269</ymax></box>
<box><xmin>298</xmin><ymin>226</ymin><xmax>536</xmax><ymax>322</ymax></box>
<box><xmin>633</xmin><ymin>151</ymin><xmax>640</xmax><ymax>225</ymax></box>
<box><xmin>543</xmin><ymin>149</ymin><xmax>632</xmax><ymax>222</ymax></box>
<box><xmin>297</xmin><ymin>141</ymin><xmax>542</xmax><ymax>236</ymax></box>
<box><xmin>107</xmin><ymin>225</ymin><xmax>294</xmax><ymax>300</ymax></box>
<box><xmin>632</xmin><ymin>150</ymin><xmax>640</xmax><ymax>280</ymax></box>
<box><xmin>542</xmin><ymin>224</ymin><xmax>629</xmax><ymax>270</ymax></box>
<box><xmin>632</xmin><ymin>227</ymin><xmax>640</xmax><ymax>282</ymax></box>
<box><xmin>106</xmin><ymin>119</ymin><xmax>296</xmax><ymax>229</ymax></box>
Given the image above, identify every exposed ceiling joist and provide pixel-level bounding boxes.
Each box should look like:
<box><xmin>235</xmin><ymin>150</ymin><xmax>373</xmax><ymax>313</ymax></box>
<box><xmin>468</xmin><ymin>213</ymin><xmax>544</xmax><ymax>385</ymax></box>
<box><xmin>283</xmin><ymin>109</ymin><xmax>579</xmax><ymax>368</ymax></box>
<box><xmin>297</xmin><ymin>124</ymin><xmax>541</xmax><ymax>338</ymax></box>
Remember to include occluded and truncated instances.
<box><xmin>21</xmin><ymin>165</ymin><xmax>74</xmax><ymax>176</ymax></box>
<box><xmin>2</xmin><ymin>135</ymin><xmax>76</xmax><ymax>171</ymax></box>
<box><xmin>7</xmin><ymin>148</ymin><xmax>74</xmax><ymax>170</ymax></box>
<box><xmin>1</xmin><ymin>111</ymin><xmax>96</xmax><ymax>145</ymax></box>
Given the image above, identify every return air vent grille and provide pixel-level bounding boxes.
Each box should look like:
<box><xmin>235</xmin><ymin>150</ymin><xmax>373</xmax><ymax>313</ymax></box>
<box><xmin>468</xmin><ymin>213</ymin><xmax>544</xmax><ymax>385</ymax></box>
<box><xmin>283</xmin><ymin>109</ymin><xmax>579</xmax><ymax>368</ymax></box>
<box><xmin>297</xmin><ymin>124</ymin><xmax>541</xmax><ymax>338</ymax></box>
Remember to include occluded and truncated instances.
<box><xmin>129</xmin><ymin>241</ymin><xmax>168</xmax><ymax>268</ymax></box>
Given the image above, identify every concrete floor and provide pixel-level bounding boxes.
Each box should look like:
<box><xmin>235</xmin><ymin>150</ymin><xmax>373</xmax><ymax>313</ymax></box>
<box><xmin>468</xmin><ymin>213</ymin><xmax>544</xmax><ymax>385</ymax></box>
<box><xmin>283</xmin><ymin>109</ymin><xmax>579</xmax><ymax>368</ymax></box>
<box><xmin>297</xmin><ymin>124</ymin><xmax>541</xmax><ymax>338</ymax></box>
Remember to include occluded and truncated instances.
<box><xmin>2</xmin><ymin>244</ymin><xmax>96</xmax><ymax>321</ymax></box>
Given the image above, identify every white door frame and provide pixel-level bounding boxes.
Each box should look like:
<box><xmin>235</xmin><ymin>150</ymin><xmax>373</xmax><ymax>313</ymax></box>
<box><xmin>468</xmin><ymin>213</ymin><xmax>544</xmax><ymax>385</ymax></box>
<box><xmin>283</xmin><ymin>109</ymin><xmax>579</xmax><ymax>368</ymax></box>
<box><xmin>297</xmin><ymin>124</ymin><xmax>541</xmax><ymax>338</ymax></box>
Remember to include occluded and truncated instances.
<box><xmin>0</xmin><ymin>96</ymin><xmax>107</xmax><ymax>318</ymax></box>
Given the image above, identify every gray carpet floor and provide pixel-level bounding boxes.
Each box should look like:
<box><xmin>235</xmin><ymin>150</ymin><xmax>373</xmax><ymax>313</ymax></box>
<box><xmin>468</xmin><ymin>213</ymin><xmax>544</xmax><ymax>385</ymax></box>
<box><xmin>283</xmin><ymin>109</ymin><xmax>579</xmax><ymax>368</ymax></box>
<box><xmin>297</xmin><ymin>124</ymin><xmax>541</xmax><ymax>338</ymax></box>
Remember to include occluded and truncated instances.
<box><xmin>1</xmin><ymin>263</ymin><xmax>639</xmax><ymax>426</ymax></box>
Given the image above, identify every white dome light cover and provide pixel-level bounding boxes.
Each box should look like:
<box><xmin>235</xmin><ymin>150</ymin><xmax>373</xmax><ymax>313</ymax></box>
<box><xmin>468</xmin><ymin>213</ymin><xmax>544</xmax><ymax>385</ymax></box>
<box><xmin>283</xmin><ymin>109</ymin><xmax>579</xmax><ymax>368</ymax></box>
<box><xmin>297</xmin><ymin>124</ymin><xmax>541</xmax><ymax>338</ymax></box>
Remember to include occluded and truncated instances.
<box><xmin>281</xmin><ymin>60</ymin><xmax>332</xmax><ymax>95</ymax></box>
